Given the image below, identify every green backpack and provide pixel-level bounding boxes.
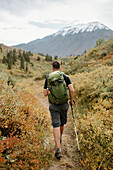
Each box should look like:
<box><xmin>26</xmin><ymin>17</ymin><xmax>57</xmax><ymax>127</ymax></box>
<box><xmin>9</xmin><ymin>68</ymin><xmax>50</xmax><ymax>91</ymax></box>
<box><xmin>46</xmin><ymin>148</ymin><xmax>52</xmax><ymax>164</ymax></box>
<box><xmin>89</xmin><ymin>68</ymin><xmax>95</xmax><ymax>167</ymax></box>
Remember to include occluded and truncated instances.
<box><xmin>47</xmin><ymin>71</ymin><xmax>69</xmax><ymax>105</ymax></box>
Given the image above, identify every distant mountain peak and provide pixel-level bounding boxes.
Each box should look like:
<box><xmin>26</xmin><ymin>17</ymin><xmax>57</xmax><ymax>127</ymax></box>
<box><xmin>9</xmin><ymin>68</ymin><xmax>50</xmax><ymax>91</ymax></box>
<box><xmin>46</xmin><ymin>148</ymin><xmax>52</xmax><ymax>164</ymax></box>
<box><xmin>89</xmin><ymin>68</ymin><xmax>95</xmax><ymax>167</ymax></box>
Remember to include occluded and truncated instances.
<box><xmin>53</xmin><ymin>21</ymin><xmax>110</xmax><ymax>37</ymax></box>
<box><xmin>14</xmin><ymin>21</ymin><xmax>113</xmax><ymax>57</ymax></box>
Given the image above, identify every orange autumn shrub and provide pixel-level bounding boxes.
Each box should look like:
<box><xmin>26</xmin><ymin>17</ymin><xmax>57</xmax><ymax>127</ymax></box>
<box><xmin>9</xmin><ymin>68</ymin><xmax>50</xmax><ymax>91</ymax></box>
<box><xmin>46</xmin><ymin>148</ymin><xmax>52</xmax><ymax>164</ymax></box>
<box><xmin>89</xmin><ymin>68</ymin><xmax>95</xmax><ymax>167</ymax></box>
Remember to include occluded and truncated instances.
<box><xmin>0</xmin><ymin>73</ymin><xmax>51</xmax><ymax>169</ymax></box>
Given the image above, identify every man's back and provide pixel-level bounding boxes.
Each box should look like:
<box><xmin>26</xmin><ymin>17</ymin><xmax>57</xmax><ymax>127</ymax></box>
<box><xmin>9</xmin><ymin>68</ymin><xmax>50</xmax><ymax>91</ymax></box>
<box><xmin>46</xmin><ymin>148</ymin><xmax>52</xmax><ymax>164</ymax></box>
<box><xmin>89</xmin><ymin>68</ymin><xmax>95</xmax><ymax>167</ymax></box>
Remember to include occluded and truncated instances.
<box><xmin>46</xmin><ymin>71</ymin><xmax>69</xmax><ymax>105</ymax></box>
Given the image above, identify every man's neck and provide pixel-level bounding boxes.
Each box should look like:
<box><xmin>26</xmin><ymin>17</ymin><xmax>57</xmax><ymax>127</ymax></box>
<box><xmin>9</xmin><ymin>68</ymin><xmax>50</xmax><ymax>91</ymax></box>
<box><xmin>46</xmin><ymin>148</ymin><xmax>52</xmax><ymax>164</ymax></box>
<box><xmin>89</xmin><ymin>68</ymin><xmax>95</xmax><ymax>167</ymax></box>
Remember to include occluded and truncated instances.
<box><xmin>53</xmin><ymin>69</ymin><xmax>60</xmax><ymax>72</ymax></box>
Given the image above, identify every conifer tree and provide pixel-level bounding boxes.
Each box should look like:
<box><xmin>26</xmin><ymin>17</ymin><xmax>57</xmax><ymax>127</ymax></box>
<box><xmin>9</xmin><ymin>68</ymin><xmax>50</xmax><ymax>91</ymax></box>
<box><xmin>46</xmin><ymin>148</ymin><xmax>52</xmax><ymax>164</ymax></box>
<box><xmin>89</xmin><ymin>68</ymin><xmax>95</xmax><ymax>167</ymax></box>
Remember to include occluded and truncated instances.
<box><xmin>37</xmin><ymin>56</ymin><xmax>40</xmax><ymax>61</ymax></box>
<box><xmin>45</xmin><ymin>54</ymin><xmax>52</xmax><ymax>61</ymax></box>
<box><xmin>54</xmin><ymin>56</ymin><xmax>58</xmax><ymax>60</ymax></box>
<box><xmin>7</xmin><ymin>51</ymin><xmax>12</xmax><ymax>69</ymax></box>
<box><xmin>26</xmin><ymin>52</ymin><xmax>30</xmax><ymax>62</ymax></box>
<box><xmin>23</xmin><ymin>51</ymin><xmax>26</xmax><ymax>60</ymax></box>
<box><xmin>28</xmin><ymin>51</ymin><xmax>33</xmax><ymax>56</ymax></box>
<box><xmin>25</xmin><ymin>62</ymin><xmax>28</xmax><ymax>72</ymax></box>
<box><xmin>23</xmin><ymin>51</ymin><xmax>30</xmax><ymax>63</ymax></box>
<box><xmin>20</xmin><ymin>55</ymin><xmax>25</xmax><ymax>70</ymax></box>
<box><xmin>13</xmin><ymin>49</ymin><xmax>17</xmax><ymax>64</ymax></box>
<box><xmin>2</xmin><ymin>56</ymin><xmax>7</xmax><ymax>64</ymax></box>
<box><xmin>0</xmin><ymin>47</ymin><xmax>2</xmax><ymax>52</ymax></box>
<box><xmin>13</xmin><ymin>48</ymin><xmax>16</xmax><ymax>53</ymax></box>
<box><xmin>18</xmin><ymin>50</ymin><xmax>22</xmax><ymax>59</ymax></box>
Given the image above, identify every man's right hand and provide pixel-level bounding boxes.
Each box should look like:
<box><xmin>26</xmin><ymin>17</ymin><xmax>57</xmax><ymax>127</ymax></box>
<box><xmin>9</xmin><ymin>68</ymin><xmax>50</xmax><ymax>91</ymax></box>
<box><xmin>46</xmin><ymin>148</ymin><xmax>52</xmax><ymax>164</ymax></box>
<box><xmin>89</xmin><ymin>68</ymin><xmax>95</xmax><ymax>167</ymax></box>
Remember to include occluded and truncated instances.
<box><xmin>44</xmin><ymin>89</ymin><xmax>48</xmax><ymax>96</ymax></box>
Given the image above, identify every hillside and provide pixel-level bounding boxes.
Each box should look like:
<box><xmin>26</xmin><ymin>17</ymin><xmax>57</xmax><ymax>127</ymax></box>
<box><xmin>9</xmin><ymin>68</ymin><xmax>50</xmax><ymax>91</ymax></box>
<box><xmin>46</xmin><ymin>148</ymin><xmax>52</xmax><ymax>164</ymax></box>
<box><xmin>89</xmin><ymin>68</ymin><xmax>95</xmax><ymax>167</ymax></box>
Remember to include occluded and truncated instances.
<box><xmin>0</xmin><ymin>44</ymin><xmax>53</xmax><ymax>169</ymax></box>
<box><xmin>14</xmin><ymin>21</ymin><xmax>113</xmax><ymax>57</ymax></box>
<box><xmin>61</xmin><ymin>37</ymin><xmax>113</xmax><ymax>74</ymax></box>
<box><xmin>0</xmin><ymin>38</ymin><xmax>113</xmax><ymax>169</ymax></box>
<box><xmin>60</xmin><ymin>38</ymin><xmax>113</xmax><ymax>169</ymax></box>
<box><xmin>0</xmin><ymin>44</ymin><xmax>52</xmax><ymax>89</ymax></box>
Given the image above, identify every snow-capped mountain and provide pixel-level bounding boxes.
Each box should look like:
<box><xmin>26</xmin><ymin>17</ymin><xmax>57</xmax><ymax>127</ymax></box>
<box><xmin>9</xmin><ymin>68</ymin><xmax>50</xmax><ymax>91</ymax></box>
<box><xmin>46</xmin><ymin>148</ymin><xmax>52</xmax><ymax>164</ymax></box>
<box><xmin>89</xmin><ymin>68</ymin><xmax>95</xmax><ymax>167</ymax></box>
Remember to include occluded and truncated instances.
<box><xmin>14</xmin><ymin>22</ymin><xmax>113</xmax><ymax>57</ymax></box>
<box><xmin>53</xmin><ymin>22</ymin><xmax>109</xmax><ymax>36</ymax></box>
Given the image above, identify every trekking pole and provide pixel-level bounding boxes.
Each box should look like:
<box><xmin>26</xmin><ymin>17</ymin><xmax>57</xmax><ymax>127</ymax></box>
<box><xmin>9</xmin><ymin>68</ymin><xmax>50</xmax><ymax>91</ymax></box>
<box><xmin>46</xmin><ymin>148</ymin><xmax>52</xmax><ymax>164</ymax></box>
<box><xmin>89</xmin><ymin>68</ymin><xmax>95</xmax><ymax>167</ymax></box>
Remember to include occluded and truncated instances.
<box><xmin>70</xmin><ymin>100</ymin><xmax>80</xmax><ymax>152</ymax></box>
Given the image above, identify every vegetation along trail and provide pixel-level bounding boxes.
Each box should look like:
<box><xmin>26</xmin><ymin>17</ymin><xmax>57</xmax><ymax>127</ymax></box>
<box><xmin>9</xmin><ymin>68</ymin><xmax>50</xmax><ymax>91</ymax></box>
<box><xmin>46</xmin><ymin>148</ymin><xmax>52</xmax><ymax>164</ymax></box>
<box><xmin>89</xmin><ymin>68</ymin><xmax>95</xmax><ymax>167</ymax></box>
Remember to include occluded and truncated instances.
<box><xmin>35</xmin><ymin>80</ymin><xmax>81</xmax><ymax>170</ymax></box>
<box><xmin>0</xmin><ymin>37</ymin><xmax>113</xmax><ymax>169</ymax></box>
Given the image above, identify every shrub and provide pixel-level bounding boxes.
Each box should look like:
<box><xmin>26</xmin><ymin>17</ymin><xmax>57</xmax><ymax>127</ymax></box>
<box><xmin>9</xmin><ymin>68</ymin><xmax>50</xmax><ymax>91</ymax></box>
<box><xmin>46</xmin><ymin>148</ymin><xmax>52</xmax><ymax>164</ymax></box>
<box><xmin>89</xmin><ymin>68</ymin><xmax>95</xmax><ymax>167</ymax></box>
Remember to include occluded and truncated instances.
<box><xmin>7</xmin><ymin>77</ymin><xmax>15</xmax><ymax>88</ymax></box>
<box><xmin>45</xmin><ymin>54</ymin><xmax>52</xmax><ymax>61</ymax></box>
<box><xmin>95</xmin><ymin>38</ymin><xmax>105</xmax><ymax>47</ymax></box>
<box><xmin>72</xmin><ymin>66</ymin><xmax>113</xmax><ymax>169</ymax></box>
<box><xmin>37</xmin><ymin>57</ymin><xmax>40</xmax><ymax>61</ymax></box>
<box><xmin>54</xmin><ymin>56</ymin><xmax>58</xmax><ymax>60</ymax></box>
<box><xmin>104</xmin><ymin>59</ymin><xmax>113</xmax><ymax>66</ymax></box>
<box><xmin>98</xmin><ymin>50</ymin><xmax>108</xmax><ymax>59</ymax></box>
<box><xmin>73</xmin><ymin>66</ymin><xmax>113</xmax><ymax>109</ymax></box>
<box><xmin>74</xmin><ymin>109</ymin><xmax>112</xmax><ymax>169</ymax></box>
<box><xmin>0</xmin><ymin>73</ymin><xmax>52</xmax><ymax>169</ymax></box>
<box><xmin>38</xmin><ymin>53</ymin><xmax>45</xmax><ymax>56</ymax></box>
<box><xmin>34</xmin><ymin>71</ymin><xmax>50</xmax><ymax>80</ymax></box>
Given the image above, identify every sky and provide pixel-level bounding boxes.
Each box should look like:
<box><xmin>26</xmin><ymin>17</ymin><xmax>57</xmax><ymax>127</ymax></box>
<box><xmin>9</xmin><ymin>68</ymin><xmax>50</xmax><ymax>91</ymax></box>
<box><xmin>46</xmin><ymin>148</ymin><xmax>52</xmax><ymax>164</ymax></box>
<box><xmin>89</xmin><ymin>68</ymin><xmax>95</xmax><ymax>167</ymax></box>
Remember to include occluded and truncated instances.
<box><xmin>0</xmin><ymin>0</ymin><xmax>113</xmax><ymax>46</ymax></box>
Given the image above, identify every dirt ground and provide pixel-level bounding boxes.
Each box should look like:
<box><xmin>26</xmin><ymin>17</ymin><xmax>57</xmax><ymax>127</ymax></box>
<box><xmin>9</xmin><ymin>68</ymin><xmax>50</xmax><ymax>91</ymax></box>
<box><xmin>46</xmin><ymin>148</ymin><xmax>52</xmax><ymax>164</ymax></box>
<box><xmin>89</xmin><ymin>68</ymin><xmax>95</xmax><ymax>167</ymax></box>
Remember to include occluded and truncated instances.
<box><xmin>35</xmin><ymin>80</ymin><xmax>81</xmax><ymax>170</ymax></box>
<box><xmin>47</xmin><ymin>117</ymin><xmax>81</xmax><ymax>170</ymax></box>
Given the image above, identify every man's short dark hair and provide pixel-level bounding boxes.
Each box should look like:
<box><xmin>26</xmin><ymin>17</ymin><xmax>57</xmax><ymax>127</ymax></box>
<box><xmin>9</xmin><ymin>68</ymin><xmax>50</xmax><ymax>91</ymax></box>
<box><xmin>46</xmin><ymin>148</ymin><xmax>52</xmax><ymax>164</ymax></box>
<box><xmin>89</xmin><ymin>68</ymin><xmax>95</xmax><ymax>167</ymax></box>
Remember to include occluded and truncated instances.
<box><xmin>52</xmin><ymin>61</ymin><xmax>60</xmax><ymax>69</ymax></box>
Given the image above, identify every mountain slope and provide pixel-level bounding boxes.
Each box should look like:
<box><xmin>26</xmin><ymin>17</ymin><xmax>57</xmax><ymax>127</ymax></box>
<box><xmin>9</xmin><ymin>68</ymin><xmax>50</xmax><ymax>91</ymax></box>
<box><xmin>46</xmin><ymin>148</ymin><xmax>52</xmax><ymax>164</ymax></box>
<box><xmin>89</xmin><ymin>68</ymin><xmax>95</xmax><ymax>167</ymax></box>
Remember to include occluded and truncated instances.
<box><xmin>14</xmin><ymin>22</ymin><xmax>113</xmax><ymax>57</ymax></box>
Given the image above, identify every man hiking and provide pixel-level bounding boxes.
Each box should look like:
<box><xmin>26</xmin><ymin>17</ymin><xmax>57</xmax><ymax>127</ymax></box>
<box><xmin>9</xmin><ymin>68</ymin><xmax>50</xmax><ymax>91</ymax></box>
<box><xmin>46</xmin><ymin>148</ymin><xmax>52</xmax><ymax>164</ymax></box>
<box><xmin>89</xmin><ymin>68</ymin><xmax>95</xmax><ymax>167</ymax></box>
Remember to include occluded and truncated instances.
<box><xmin>44</xmin><ymin>61</ymin><xmax>74</xmax><ymax>160</ymax></box>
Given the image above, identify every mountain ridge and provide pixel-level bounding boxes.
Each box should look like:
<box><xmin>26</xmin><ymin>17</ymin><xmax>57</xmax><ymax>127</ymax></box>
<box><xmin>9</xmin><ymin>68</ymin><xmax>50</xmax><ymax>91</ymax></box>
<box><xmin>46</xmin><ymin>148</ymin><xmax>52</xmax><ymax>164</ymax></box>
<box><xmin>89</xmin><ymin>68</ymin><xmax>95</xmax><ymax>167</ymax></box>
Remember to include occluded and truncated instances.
<box><xmin>53</xmin><ymin>21</ymin><xmax>110</xmax><ymax>36</ymax></box>
<box><xmin>14</xmin><ymin>21</ymin><xmax>113</xmax><ymax>57</ymax></box>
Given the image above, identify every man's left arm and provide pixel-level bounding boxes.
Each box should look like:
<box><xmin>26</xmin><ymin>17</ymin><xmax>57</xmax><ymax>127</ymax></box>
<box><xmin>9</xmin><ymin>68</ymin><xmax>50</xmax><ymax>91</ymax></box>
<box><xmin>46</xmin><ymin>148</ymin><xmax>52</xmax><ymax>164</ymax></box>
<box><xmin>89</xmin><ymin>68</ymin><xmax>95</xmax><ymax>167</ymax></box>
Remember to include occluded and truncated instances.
<box><xmin>64</xmin><ymin>74</ymin><xmax>74</xmax><ymax>104</ymax></box>
<box><xmin>68</xmin><ymin>84</ymin><xmax>74</xmax><ymax>105</ymax></box>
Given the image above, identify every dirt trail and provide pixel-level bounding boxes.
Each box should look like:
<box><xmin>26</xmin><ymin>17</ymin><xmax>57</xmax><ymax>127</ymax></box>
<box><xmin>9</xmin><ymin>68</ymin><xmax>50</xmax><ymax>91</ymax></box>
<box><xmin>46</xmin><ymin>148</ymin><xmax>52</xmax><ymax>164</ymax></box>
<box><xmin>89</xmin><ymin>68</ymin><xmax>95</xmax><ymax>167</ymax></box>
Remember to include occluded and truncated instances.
<box><xmin>35</xmin><ymin>80</ymin><xmax>81</xmax><ymax>170</ymax></box>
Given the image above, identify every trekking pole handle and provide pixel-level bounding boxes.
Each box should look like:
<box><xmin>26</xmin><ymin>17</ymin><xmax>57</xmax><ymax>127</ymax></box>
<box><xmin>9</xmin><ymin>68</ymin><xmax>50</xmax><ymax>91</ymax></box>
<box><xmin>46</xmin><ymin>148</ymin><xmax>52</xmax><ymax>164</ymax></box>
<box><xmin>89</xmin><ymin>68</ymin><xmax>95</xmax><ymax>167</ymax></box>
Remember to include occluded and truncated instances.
<box><xmin>73</xmin><ymin>99</ymin><xmax>75</xmax><ymax>104</ymax></box>
<box><xmin>70</xmin><ymin>99</ymin><xmax>75</xmax><ymax>107</ymax></box>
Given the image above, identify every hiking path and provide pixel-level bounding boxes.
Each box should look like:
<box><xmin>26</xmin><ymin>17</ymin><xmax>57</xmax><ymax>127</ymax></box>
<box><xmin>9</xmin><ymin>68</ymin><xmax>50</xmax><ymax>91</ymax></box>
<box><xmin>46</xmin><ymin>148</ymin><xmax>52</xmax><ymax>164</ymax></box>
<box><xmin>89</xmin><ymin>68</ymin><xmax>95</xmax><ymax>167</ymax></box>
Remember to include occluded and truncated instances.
<box><xmin>34</xmin><ymin>80</ymin><xmax>81</xmax><ymax>170</ymax></box>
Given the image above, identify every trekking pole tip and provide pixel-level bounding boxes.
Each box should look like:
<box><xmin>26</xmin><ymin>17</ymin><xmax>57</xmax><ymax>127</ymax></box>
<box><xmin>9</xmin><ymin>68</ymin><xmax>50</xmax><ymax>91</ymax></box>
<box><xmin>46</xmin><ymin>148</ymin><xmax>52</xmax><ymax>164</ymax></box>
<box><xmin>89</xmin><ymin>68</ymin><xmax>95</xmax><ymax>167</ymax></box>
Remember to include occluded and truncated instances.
<box><xmin>78</xmin><ymin>150</ymin><xmax>81</xmax><ymax>155</ymax></box>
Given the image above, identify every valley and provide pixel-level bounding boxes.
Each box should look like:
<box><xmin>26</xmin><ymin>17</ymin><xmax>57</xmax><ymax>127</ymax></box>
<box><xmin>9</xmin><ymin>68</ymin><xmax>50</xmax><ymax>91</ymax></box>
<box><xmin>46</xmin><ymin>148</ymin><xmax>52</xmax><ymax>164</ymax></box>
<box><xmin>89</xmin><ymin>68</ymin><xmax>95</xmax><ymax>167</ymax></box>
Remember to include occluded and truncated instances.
<box><xmin>0</xmin><ymin>37</ymin><xmax>113</xmax><ymax>169</ymax></box>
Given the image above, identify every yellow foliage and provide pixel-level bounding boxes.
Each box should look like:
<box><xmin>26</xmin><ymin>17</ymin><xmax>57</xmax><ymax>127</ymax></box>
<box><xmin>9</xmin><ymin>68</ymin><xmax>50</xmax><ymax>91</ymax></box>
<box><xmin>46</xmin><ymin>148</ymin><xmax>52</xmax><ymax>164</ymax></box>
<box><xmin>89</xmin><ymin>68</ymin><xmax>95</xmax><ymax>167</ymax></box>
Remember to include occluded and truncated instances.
<box><xmin>71</xmin><ymin>65</ymin><xmax>113</xmax><ymax>169</ymax></box>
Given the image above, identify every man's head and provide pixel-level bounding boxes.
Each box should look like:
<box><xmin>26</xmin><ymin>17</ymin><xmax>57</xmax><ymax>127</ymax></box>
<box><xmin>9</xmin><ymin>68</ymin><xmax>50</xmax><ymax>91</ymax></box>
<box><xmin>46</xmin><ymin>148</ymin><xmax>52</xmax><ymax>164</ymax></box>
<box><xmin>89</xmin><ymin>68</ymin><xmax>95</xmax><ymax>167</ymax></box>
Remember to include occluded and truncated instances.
<box><xmin>52</xmin><ymin>61</ymin><xmax>61</xmax><ymax>71</ymax></box>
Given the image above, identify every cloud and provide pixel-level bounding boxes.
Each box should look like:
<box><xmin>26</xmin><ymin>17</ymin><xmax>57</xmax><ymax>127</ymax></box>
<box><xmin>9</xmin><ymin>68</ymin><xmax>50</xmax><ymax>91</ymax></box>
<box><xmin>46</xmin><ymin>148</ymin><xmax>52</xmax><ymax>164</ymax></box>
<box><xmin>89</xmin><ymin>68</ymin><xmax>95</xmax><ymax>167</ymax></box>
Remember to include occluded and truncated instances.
<box><xmin>0</xmin><ymin>0</ymin><xmax>69</xmax><ymax>16</ymax></box>
<box><xmin>3</xmin><ymin>27</ymin><xmax>23</xmax><ymax>30</ymax></box>
<box><xmin>0</xmin><ymin>0</ymin><xmax>113</xmax><ymax>46</ymax></box>
<box><xmin>29</xmin><ymin>21</ymin><xmax>63</xmax><ymax>30</ymax></box>
<box><xmin>29</xmin><ymin>19</ymin><xmax>79</xmax><ymax>30</ymax></box>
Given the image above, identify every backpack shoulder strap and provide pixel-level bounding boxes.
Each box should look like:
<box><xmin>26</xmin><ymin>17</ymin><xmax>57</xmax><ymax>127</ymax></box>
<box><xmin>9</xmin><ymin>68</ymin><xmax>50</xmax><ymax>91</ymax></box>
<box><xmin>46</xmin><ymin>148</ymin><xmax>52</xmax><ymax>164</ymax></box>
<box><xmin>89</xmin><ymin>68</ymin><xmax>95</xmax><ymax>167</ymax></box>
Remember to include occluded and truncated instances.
<box><xmin>48</xmin><ymin>71</ymin><xmax>61</xmax><ymax>83</ymax></box>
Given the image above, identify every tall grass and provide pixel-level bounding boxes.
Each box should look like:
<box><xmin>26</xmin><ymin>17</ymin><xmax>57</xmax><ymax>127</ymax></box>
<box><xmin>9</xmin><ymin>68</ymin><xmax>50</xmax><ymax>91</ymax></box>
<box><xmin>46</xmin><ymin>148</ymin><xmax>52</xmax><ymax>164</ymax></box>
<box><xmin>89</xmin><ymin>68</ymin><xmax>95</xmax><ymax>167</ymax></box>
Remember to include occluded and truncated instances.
<box><xmin>71</xmin><ymin>66</ymin><xmax>113</xmax><ymax>169</ymax></box>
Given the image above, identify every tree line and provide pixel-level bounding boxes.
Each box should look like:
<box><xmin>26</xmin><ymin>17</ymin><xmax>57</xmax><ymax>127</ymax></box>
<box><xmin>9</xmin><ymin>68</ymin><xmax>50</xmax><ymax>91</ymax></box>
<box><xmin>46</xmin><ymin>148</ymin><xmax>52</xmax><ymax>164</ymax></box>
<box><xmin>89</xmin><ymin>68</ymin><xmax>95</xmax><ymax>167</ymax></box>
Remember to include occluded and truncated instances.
<box><xmin>2</xmin><ymin>49</ymin><xmax>33</xmax><ymax>72</ymax></box>
<box><xmin>1</xmin><ymin>47</ymin><xmax>59</xmax><ymax>71</ymax></box>
<box><xmin>37</xmin><ymin>53</ymin><xmax>58</xmax><ymax>61</ymax></box>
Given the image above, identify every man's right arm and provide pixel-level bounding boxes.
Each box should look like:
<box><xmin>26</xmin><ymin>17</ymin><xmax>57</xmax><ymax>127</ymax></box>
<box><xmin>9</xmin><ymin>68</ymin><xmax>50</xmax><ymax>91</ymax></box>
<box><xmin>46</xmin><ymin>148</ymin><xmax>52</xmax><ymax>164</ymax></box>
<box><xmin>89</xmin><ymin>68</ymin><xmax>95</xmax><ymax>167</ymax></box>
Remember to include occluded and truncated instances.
<box><xmin>44</xmin><ymin>78</ymin><xmax>48</xmax><ymax>97</ymax></box>
<box><xmin>44</xmin><ymin>89</ymin><xmax>48</xmax><ymax>96</ymax></box>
